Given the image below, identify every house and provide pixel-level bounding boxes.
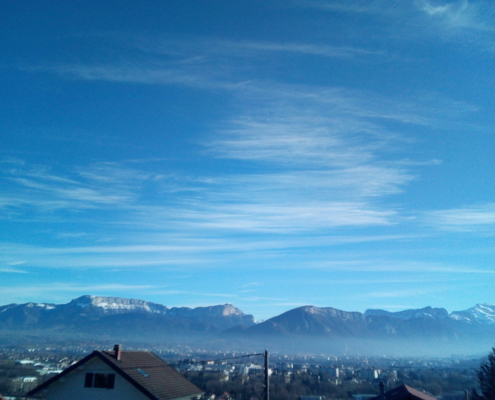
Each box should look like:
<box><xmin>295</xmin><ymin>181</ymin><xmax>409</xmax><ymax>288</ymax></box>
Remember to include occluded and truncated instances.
<box><xmin>371</xmin><ymin>383</ymin><xmax>436</xmax><ymax>400</ymax></box>
<box><xmin>27</xmin><ymin>344</ymin><xmax>204</xmax><ymax>400</ymax></box>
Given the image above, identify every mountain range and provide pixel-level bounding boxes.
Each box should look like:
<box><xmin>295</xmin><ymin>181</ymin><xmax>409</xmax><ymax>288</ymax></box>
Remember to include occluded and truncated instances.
<box><xmin>0</xmin><ymin>295</ymin><xmax>254</xmax><ymax>344</ymax></box>
<box><xmin>1</xmin><ymin>295</ymin><xmax>494</xmax><ymax>356</ymax></box>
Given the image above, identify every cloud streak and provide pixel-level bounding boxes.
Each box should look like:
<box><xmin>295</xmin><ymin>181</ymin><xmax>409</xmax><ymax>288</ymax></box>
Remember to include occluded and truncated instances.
<box><xmin>26</xmin><ymin>34</ymin><xmax>382</xmax><ymax>93</ymax></box>
<box><xmin>2</xmin><ymin>78</ymin><xmax>432</xmax><ymax>234</ymax></box>
<box><xmin>425</xmin><ymin>204</ymin><xmax>495</xmax><ymax>231</ymax></box>
<box><xmin>0</xmin><ymin>283</ymin><xmax>159</xmax><ymax>306</ymax></box>
<box><xmin>418</xmin><ymin>0</ymin><xmax>495</xmax><ymax>32</ymax></box>
<box><xmin>303</xmin><ymin>0</ymin><xmax>495</xmax><ymax>49</ymax></box>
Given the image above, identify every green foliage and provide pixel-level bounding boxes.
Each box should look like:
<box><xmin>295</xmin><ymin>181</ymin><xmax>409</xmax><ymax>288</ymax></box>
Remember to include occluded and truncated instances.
<box><xmin>473</xmin><ymin>348</ymin><xmax>495</xmax><ymax>400</ymax></box>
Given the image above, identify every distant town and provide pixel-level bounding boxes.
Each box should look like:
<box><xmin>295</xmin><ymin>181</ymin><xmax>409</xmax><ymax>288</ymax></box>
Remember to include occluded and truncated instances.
<box><xmin>0</xmin><ymin>342</ymin><xmax>482</xmax><ymax>400</ymax></box>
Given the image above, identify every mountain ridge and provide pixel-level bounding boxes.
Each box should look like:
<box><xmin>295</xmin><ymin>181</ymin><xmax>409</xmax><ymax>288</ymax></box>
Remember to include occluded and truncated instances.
<box><xmin>2</xmin><ymin>296</ymin><xmax>495</xmax><ymax>356</ymax></box>
<box><xmin>364</xmin><ymin>303</ymin><xmax>495</xmax><ymax>324</ymax></box>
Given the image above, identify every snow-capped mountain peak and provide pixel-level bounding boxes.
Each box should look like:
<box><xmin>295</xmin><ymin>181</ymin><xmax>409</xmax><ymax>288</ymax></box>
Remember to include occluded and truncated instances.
<box><xmin>450</xmin><ymin>303</ymin><xmax>495</xmax><ymax>324</ymax></box>
<box><xmin>70</xmin><ymin>295</ymin><xmax>168</xmax><ymax>314</ymax></box>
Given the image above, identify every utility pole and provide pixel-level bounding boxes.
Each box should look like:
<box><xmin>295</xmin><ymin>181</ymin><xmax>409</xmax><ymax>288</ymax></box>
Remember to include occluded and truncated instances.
<box><xmin>264</xmin><ymin>350</ymin><xmax>269</xmax><ymax>400</ymax></box>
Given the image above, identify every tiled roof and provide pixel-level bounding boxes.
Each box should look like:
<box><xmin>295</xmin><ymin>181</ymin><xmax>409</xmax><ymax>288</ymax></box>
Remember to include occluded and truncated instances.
<box><xmin>401</xmin><ymin>385</ymin><xmax>437</xmax><ymax>400</ymax></box>
<box><xmin>371</xmin><ymin>384</ymin><xmax>436</xmax><ymax>400</ymax></box>
<box><xmin>28</xmin><ymin>347</ymin><xmax>203</xmax><ymax>400</ymax></box>
<box><xmin>100</xmin><ymin>349</ymin><xmax>203</xmax><ymax>400</ymax></box>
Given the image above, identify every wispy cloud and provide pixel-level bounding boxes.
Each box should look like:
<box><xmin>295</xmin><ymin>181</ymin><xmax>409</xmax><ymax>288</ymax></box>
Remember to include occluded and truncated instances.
<box><xmin>14</xmin><ymin>18</ymin><xmax>389</xmax><ymax>100</ymax></box>
<box><xmin>363</xmin><ymin>282</ymin><xmax>484</xmax><ymax>301</ymax></box>
<box><xmin>0</xmin><ymin>161</ymin><xmax>156</xmax><ymax>215</ymax></box>
<box><xmin>0</xmin><ymin>283</ymin><xmax>158</xmax><ymax>305</ymax></box>
<box><xmin>418</xmin><ymin>0</ymin><xmax>495</xmax><ymax>32</ymax></box>
<box><xmin>11</xmin><ymin>28</ymin><xmax>483</xmax><ymax>239</ymax></box>
<box><xmin>0</xmin><ymin>268</ymin><xmax>28</xmax><ymax>274</ymax></box>
<box><xmin>1</xmin><ymin>157</ymin><xmax>25</xmax><ymax>166</ymax></box>
<box><xmin>175</xmin><ymin>202</ymin><xmax>396</xmax><ymax>232</ymax></box>
<box><xmin>1</xmin><ymin>83</ymin><xmax>430</xmax><ymax>233</ymax></box>
<box><xmin>304</xmin><ymin>275</ymin><xmax>472</xmax><ymax>285</ymax></box>
<box><xmin>5</xmin><ymin>34</ymin><xmax>472</xmax><ymax>274</ymax></box>
<box><xmin>303</xmin><ymin>0</ymin><xmax>495</xmax><ymax>49</ymax></box>
<box><xmin>25</xmin><ymin>34</ymin><xmax>381</xmax><ymax>93</ymax></box>
<box><xmin>425</xmin><ymin>204</ymin><xmax>495</xmax><ymax>231</ymax></box>
<box><xmin>0</xmin><ymin>257</ymin><xmax>28</xmax><ymax>273</ymax></box>
<box><xmin>34</xmin><ymin>63</ymin><xmax>237</xmax><ymax>90</ymax></box>
<box><xmin>57</xmin><ymin>232</ymin><xmax>88</xmax><ymax>238</ymax></box>
<box><xmin>241</xmin><ymin>282</ymin><xmax>262</xmax><ymax>289</ymax></box>
<box><xmin>364</xmin><ymin>288</ymin><xmax>445</xmax><ymax>300</ymax></box>
<box><xmin>149</xmin><ymin>290</ymin><xmax>237</xmax><ymax>299</ymax></box>
<box><xmin>0</xmin><ymin>233</ymin><xmax>426</xmax><ymax>272</ymax></box>
<box><xmin>307</xmin><ymin>0</ymin><xmax>495</xmax><ymax>31</ymax></box>
<box><xmin>305</xmin><ymin>259</ymin><xmax>495</xmax><ymax>274</ymax></box>
<box><xmin>297</xmin><ymin>0</ymin><xmax>395</xmax><ymax>15</ymax></box>
<box><xmin>134</xmin><ymin>35</ymin><xmax>383</xmax><ymax>58</ymax></box>
<box><xmin>227</xmin><ymin>40</ymin><xmax>381</xmax><ymax>57</ymax></box>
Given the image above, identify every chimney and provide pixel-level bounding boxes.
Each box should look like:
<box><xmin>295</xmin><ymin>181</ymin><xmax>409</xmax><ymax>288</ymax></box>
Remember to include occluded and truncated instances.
<box><xmin>114</xmin><ymin>344</ymin><xmax>122</xmax><ymax>361</ymax></box>
<box><xmin>379</xmin><ymin>382</ymin><xmax>385</xmax><ymax>400</ymax></box>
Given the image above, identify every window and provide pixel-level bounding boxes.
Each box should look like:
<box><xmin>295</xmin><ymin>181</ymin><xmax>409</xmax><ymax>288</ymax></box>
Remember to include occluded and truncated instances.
<box><xmin>84</xmin><ymin>373</ymin><xmax>93</xmax><ymax>388</ymax></box>
<box><xmin>137</xmin><ymin>368</ymin><xmax>149</xmax><ymax>377</ymax></box>
<box><xmin>84</xmin><ymin>372</ymin><xmax>115</xmax><ymax>389</ymax></box>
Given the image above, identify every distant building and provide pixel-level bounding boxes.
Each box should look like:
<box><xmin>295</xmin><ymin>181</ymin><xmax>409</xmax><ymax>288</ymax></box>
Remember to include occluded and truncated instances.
<box><xmin>321</xmin><ymin>367</ymin><xmax>339</xmax><ymax>378</ymax></box>
<box><xmin>28</xmin><ymin>344</ymin><xmax>204</xmax><ymax>400</ymax></box>
<box><xmin>357</xmin><ymin>368</ymin><xmax>380</xmax><ymax>381</ymax></box>
<box><xmin>276</xmin><ymin>362</ymin><xmax>293</xmax><ymax>371</ymax></box>
<box><xmin>15</xmin><ymin>359</ymin><xmax>34</xmax><ymax>366</ymax></box>
<box><xmin>11</xmin><ymin>376</ymin><xmax>38</xmax><ymax>394</ymax></box>
<box><xmin>293</xmin><ymin>363</ymin><xmax>309</xmax><ymax>372</ymax></box>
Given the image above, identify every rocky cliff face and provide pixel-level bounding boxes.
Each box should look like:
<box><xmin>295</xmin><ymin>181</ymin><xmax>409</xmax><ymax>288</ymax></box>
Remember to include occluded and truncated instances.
<box><xmin>0</xmin><ymin>295</ymin><xmax>255</xmax><ymax>342</ymax></box>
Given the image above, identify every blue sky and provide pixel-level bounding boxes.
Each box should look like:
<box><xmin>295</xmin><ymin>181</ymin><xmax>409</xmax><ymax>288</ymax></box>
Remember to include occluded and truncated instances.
<box><xmin>2</xmin><ymin>0</ymin><xmax>495</xmax><ymax>320</ymax></box>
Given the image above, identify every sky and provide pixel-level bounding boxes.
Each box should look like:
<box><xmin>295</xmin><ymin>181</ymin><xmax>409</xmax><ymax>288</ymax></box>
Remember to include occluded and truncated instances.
<box><xmin>2</xmin><ymin>0</ymin><xmax>495</xmax><ymax>321</ymax></box>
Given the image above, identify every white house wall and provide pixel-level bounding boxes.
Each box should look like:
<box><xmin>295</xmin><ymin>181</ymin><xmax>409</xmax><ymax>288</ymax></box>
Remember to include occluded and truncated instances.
<box><xmin>42</xmin><ymin>357</ymin><xmax>150</xmax><ymax>400</ymax></box>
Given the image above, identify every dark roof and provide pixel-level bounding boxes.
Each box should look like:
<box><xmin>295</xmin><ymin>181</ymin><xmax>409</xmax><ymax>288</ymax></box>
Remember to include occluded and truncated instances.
<box><xmin>371</xmin><ymin>384</ymin><xmax>436</xmax><ymax>400</ymax></box>
<box><xmin>28</xmin><ymin>348</ymin><xmax>203</xmax><ymax>400</ymax></box>
<box><xmin>100</xmin><ymin>349</ymin><xmax>203</xmax><ymax>400</ymax></box>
